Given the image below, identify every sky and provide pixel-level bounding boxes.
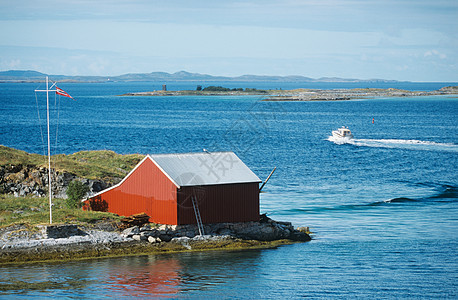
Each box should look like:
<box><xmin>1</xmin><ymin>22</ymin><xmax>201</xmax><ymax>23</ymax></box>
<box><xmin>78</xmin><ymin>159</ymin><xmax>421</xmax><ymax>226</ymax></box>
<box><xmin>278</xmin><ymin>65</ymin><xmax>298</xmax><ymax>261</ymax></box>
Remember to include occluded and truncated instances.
<box><xmin>0</xmin><ymin>0</ymin><xmax>457</xmax><ymax>81</ymax></box>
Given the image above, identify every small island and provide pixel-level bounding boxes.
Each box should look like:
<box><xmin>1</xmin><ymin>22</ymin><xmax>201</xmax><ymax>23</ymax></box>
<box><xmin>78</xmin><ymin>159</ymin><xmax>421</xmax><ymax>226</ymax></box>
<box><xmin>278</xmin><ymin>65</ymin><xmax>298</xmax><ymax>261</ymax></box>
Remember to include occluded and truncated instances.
<box><xmin>0</xmin><ymin>146</ymin><xmax>311</xmax><ymax>264</ymax></box>
<box><xmin>120</xmin><ymin>86</ymin><xmax>458</xmax><ymax>101</ymax></box>
<box><xmin>120</xmin><ymin>85</ymin><xmax>269</xmax><ymax>96</ymax></box>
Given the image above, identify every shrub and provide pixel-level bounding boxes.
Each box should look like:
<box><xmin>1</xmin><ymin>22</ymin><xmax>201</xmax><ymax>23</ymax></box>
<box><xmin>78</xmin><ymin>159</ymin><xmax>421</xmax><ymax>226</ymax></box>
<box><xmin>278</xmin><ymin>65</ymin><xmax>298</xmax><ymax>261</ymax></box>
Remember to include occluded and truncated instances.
<box><xmin>202</xmin><ymin>86</ymin><xmax>230</xmax><ymax>92</ymax></box>
<box><xmin>66</xmin><ymin>180</ymin><xmax>89</xmax><ymax>209</ymax></box>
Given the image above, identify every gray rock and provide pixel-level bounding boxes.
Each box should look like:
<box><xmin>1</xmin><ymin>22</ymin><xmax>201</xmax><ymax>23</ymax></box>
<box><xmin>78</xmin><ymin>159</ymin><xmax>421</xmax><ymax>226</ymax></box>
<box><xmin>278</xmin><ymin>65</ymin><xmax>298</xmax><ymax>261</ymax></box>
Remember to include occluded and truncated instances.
<box><xmin>39</xmin><ymin>225</ymin><xmax>87</xmax><ymax>239</ymax></box>
<box><xmin>191</xmin><ymin>235</ymin><xmax>213</xmax><ymax>241</ymax></box>
<box><xmin>289</xmin><ymin>231</ymin><xmax>311</xmax><ymax>242</ymax></box>
<box><xmin>297</xmin><ymin>226</ymin><xmax>310</xmax><ymax>233</ymax></box>
<box><xmin>166</xmin><ymin>225</ymin><xmax>178</xmax><ymax>233</ymax></box>
<box><xmin>184</xmin><ymin>231</ymin><xmax>196</xmax><ymax>238</ymax></box>
<box><xmin>148</xmin><ymin>236</ymin><xmax>159</xmax><ymax>243</ymax></box>
<box><xmin>132</xmin><ymin>234</ymin><xmax>142</xmax><ymax>241</ymax></box>
<box><xmin>172</xmin><ymin>237</ymin><xmax>192</xmax><ymax>249</ymax></box>
<box><xmin>0</xmin><ymin>164</ymin><xmax>112</xmax><ymax>198</ymax></box>
<box><xmin>158</xmin><ymin>234</ymin><xmax>172</xmax><ymax>242</ymax></box>
<box><xmin>140</xmin><ymin>231</ymin><xmax>158</xmax><ymax>238</ymax></box>
<box><xmin>122</xmin><ymin>226</ymin><xmax>140</xmax><ymax>237</ymax></box>
<box><xmin>172</xmin><ymin>236</ymin><xmax>191</xmax><ymax>243</ymax></box>
<box><xmin>88</xmin><ymin>180</ymin><xmax>108</xmax><ymax>193</ymax></box>
<box><xmin>140</xmin><ymin>224</ymin><xmax>151</xmax><ymax>231</ymax></box>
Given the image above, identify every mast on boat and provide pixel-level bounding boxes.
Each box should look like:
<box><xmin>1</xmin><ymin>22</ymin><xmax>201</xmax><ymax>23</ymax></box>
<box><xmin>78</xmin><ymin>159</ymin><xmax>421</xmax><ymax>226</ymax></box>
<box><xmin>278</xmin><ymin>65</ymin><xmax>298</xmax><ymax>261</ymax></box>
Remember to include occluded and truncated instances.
<box><xmin>35</xmin><ymin>76</ymin><xmax>57</xmax><ymax>224</ymax></box>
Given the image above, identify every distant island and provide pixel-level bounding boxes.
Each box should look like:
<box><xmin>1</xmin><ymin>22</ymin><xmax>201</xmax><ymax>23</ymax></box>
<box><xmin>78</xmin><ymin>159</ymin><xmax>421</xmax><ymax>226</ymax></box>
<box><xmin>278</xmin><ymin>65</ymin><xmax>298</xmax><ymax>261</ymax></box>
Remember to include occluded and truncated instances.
<box><xmin>0</xmin><ymin>70</ymin><xmax>405</xmax><ymax>83</ymax></box>
<box><xmin>121</xmin><ymin>86</ymin><xmax>458</xmax><ymax>101</ymax></box>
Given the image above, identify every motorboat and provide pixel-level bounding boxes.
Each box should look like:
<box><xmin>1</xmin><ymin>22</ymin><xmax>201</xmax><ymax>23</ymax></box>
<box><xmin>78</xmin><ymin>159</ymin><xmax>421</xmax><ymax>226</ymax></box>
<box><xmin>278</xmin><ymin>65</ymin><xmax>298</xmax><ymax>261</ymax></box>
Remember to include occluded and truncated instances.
<box><xmin>332</xmin><ymin>126</ymin><xmax>353</xmax><ymax>139</ymax></box>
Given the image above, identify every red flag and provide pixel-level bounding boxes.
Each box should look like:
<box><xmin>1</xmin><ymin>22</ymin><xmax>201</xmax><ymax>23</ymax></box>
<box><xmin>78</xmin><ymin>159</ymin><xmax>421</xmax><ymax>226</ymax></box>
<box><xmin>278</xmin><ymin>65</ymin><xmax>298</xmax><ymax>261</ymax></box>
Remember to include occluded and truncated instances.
<box><xmin>56</xmin><ymin>86</ymin><xmax>74</xmax><ymax>99</ymax></box>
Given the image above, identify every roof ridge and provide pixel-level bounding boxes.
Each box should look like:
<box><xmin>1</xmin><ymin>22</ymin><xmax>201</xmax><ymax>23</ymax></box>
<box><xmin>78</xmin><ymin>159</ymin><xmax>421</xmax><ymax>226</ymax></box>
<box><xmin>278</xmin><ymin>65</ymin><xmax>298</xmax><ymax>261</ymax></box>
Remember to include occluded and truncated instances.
<box><xmin>150</xmin><ymin>151</ymin><xmax>234</xmax><ymax>156</ymax></box>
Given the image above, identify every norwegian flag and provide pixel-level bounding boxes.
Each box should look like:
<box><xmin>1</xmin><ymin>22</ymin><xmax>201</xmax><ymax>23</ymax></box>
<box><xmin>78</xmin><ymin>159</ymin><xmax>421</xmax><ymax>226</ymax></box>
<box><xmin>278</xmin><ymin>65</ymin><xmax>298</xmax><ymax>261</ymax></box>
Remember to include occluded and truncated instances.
<box><xmin>56</xmin><ymin>86</ymin><xmax>74</xmax><ymax>99</ymax></box>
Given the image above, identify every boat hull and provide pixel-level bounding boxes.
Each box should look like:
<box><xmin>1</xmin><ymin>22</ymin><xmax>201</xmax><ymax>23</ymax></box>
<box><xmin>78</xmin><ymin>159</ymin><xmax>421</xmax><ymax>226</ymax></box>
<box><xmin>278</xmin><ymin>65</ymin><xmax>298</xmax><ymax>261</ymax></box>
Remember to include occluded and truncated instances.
<box><xmin>332</xmin><ymin>130</ymin><xmax>353</xmax><ymax>139</ymax></box>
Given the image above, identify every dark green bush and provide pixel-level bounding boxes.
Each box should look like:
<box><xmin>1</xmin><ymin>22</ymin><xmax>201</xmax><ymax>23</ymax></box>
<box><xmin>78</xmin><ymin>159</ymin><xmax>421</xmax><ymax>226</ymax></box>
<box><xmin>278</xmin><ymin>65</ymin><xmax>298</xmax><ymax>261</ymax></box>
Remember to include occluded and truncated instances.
<box><xmin>202</xmin><ymin>86</ymin><xmax>231</xmax><ymax>92</ymax></box>
<box><xmin>66</xmin><ymin>180</ymin><xmax>89</xmax><ymax>209</ymax></box>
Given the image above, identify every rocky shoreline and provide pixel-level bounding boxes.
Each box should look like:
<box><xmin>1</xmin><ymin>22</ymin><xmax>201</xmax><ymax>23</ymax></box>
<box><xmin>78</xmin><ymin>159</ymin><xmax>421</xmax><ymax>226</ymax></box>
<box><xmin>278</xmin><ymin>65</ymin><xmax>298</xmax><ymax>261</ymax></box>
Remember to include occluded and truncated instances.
<box><xmin>263</xmin><ymin>86</ymin><xmax>458</xmax><ymax>101</ymax></box>
<box><xmin>120</xmin><ymin>86</ymin><xmax>458</xmax><ymax>101</ymax></box>
<box><xmin>0</xmin><ymin>216</ymin><xmax>311</xmax><ymax>264</ymax></box>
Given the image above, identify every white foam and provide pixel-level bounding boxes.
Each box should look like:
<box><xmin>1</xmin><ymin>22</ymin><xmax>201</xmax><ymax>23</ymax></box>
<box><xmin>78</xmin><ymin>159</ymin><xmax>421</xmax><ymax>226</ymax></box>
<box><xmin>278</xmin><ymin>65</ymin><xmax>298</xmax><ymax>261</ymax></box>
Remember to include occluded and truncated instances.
<box><xmin>327</xmin><ymin>136</ymin><xmax>354</xmax><ymax>145</ymax></box>
<box><xmin>328</xmin><ymin>136</ymin><xmax>458</xmax><ymax>152</ymax></box>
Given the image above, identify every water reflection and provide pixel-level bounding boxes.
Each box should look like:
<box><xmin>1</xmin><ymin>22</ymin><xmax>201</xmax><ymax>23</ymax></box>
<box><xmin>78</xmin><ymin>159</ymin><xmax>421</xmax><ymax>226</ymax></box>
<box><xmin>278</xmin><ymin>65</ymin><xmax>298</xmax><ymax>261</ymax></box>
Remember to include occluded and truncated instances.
<box><xmin>0</xmin><ymin>249</ymin><xmax>263</xmax><ymax>298</ymax></box>
<box><xmin>104</xmin><ymin>250</ymin><xmax>264</xmax><ymax>297</ymax></box>
<box><xmin>106</xmin><ymin>256</ymin><xmax>181</xmax><ymax>297</ymax></box>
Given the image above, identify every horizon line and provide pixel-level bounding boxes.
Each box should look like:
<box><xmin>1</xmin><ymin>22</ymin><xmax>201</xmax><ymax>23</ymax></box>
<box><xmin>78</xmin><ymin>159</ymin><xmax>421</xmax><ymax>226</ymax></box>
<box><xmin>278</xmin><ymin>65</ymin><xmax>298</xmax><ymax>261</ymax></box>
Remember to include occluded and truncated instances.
<box><xmin>1</xmin><ymin>69</ymin><xmax>458</xmax><ymax>83</ymax></box>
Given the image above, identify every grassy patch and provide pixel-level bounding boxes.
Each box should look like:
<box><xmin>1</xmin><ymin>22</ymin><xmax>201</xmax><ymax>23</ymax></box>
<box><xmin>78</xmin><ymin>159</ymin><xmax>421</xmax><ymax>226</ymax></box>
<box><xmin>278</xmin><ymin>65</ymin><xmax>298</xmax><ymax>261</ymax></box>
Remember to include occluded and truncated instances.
<box><xmin>0</xmin><ymin>145</ymin><xmax>143</xmax><ymax>183</ymax></box>
<box><xmin>0</xmin><ymin>194</ymin><xmax>121</xmax><ymax>227</ymax></box>
<box><xmin>0</xmin><ymin>146</ymin><xmax>45</xmax><ymax>166</ymax></box>
<box><xmin>51</xmin><ymin>150</ymin><xmax>143</xmax><ymax>182</ymax></box>
<box><xmin>0</xmin><ymin>146</ymin><xmax>140</xmax><ymax>227</ymax></box>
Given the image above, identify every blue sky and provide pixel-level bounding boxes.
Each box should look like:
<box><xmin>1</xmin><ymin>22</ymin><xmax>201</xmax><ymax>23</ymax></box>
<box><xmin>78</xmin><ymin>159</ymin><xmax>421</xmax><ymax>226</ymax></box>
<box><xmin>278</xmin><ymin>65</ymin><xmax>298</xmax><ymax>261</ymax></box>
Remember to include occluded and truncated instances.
<box><xmin>0</xmin><ymin>0</ymin><xmax>457</xmax><ymax>81</ymax></box>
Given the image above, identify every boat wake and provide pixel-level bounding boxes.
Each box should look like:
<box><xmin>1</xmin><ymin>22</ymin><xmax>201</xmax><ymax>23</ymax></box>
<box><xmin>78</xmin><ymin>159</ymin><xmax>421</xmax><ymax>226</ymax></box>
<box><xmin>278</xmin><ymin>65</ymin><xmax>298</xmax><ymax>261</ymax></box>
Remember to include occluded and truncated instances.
<box><xmin>327</xmin><ymin>135</ymin><xmax>354</xmax><ymax>145</ymax></box>
<box><xmin>327</xmin><ymin>136</ymin><xmax>458</xmax><ymax>152</ymax></box>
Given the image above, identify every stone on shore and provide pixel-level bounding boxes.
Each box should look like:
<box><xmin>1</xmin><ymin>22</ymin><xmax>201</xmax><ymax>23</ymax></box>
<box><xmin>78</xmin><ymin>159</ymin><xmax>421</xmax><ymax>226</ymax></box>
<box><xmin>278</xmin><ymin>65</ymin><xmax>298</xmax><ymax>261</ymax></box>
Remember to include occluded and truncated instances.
<box><xmin>118</xmin><ymin>216</ymin><xmax>311</xmax><ymax>242</ymax></box>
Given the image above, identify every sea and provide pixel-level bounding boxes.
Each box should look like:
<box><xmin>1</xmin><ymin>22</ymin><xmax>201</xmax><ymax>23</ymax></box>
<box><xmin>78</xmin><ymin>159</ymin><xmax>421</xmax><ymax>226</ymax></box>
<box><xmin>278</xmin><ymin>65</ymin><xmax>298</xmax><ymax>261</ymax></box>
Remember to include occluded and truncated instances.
<box><xmin>0</xmin><ymin>81</ymin><xmax>457</xmax><ymax>298</ymax></box>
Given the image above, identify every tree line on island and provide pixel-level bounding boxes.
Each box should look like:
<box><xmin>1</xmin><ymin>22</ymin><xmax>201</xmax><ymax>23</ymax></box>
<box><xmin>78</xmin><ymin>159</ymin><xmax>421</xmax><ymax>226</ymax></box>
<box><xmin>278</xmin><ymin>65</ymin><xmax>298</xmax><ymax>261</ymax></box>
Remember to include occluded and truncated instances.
<box><xmin>196</xmin><ymin>85</ymin><xmax>268</xmax><ymax>93</ymax></box>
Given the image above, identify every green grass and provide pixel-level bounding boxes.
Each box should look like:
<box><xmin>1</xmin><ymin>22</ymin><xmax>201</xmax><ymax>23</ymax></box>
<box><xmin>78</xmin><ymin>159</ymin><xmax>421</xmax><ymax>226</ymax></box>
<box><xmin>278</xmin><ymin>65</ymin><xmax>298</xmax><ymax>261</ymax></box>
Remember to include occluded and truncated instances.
<box><xmin>0</xmin><ymin>145</ymin><xmax>143</xmax><ymax>184</ymax></box>
<box><xmin>0</xmin><ymin>194</ymin><xmax>122</xmax><ymax>227</ymax></box>
<box><xmin>0</xmin><ymin>146</ymin><xmax>45</xmax><ymax>166</ymax></box>
<box><xmin>0</xmin><ymin>146</ymin><xmax>142</xmax><ymax>227</ymax></box>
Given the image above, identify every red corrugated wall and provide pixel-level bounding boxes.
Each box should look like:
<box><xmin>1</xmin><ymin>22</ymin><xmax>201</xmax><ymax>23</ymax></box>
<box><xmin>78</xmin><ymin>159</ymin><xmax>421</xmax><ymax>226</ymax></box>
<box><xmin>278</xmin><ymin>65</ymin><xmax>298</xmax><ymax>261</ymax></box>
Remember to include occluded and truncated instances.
<box><xmin>85</xmin><ymin>158</ymin><xmax>179</xmax><ymax>224</ymax></box>
<box><xmin>177</xmin><ymin>183</ymin><xmax>259</xmax><ymax>225</ymax></box>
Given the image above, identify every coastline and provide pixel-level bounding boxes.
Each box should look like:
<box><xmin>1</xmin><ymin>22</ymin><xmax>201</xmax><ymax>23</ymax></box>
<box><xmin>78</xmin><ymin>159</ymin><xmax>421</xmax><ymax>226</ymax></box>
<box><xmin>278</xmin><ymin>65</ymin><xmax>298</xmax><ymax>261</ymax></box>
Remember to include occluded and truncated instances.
<box><xmin>0</xmin><ymin>236</ymin><xmax>299</xmax><ymax>266</ymax></box>
<box><xmin>119</xmin><ymin>86</ymin><xmax>458</xmax><ymax>101</ymax></box>
<box><xmin>0</xmin><ymin>218</ymin><xmax>311</xmax><ymax>265</ymax></box>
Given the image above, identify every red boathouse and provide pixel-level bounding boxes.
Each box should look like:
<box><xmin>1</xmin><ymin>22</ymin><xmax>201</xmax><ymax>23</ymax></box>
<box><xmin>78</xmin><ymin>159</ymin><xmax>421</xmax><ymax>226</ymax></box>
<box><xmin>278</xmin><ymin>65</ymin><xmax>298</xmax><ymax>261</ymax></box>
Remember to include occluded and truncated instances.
<box><xmin>83</xmin><ymin>152</ymin><xmax>261</xmax><ymax>225</ymax></box>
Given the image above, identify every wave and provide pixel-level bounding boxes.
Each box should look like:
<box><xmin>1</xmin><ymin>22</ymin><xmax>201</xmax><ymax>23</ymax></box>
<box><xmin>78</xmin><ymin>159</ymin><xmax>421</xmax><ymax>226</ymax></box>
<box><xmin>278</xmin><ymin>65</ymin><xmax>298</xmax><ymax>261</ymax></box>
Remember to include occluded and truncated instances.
<box><xmin>285</xmin><ymin>198</ymin><xmax>418</xmax><ymax>214</ymax></box>
<box><xmin>282</xmin><ymin>185</ymin><xmax>457</xmax><ymax>215</ymax></box>
<box><xmin>381</xmin><ymin>197</ymin><xmax>418</xmax><ymax>204</ymax></box>
<box><xmin>429</xmin><ymin>185</ymin><xmax>458</xmax><ymax>200</ymax></box>
<box><xmin>327</xmin><ymin>136</ymin><xmax>458</xmax><ymax>152</ymax></box>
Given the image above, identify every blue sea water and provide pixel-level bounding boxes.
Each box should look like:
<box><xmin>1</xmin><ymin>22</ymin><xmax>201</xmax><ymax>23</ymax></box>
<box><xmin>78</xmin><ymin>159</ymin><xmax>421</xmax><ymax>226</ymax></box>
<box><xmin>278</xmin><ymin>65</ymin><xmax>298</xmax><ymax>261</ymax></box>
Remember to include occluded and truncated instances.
<box><xmin>0</xmin><ymin>82</ymin><xmax>457</xmax><ymax>298</ymax></box>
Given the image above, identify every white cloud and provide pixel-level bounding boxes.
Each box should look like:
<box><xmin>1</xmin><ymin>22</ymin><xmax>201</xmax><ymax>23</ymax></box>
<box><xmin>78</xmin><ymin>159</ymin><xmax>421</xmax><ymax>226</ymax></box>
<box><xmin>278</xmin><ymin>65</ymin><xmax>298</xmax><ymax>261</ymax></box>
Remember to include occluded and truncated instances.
<box><xmin>1</xmin><ymin>59</ymin><xmax>21</xmax><ymax>70</ymax></box>
<box><xmin>424</xmin><ymin>50</ymin><xmax>447</xmax><ymax>59</ymax></box>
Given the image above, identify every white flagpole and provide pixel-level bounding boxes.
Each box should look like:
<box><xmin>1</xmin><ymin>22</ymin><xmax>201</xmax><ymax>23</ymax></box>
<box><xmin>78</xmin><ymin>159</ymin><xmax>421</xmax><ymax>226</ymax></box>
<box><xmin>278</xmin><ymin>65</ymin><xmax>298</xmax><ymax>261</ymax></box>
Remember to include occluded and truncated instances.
<box><xmin>46</xmin><ymin>76</ymin><xmax>53</xmax><ymax>224</ymax></box>
<box><xmin>35</xmin><ymin>76</ymin><xmax>57</xmax><ymax>224</ymax></box>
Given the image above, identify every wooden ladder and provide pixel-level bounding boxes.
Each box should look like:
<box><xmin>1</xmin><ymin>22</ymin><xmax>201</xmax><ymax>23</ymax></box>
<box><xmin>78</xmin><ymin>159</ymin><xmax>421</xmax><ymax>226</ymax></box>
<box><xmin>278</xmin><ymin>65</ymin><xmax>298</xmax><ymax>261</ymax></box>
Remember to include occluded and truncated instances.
<box><xmin>191</xmin><ymin>195</ymin><xmax>205</xmax><ymax>236</ymax></box>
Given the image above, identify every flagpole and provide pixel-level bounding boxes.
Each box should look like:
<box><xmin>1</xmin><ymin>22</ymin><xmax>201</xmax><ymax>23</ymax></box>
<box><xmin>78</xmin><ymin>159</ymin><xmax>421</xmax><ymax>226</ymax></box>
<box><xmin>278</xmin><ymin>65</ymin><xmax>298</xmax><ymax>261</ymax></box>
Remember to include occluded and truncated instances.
<box><xmin>46</xmin><ymin>76</ymin><xmax>53</xmax><ymax>224</ymax></box>
<box><xmin>35</xmin><ymin>78</ymin><xmax>73</xmax><ymax>225</ymax></box>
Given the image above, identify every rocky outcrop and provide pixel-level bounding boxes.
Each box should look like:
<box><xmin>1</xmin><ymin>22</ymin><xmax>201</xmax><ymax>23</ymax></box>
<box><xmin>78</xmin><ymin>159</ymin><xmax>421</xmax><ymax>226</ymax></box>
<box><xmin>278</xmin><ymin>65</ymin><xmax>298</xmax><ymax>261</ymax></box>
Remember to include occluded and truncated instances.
<box><xmin>122</xmin><ymin>217</ymin><xmax>311</xmax><ymax>243</ymax></box>
<box><xmin>0</xmin><ymin>164</ymin><xmax>112</xmax><ymax>198</ymax></box>
<box><xmin>37</xmin><ymin>224</ymin><xmax>87</xmax><ymax>239</ymax></box>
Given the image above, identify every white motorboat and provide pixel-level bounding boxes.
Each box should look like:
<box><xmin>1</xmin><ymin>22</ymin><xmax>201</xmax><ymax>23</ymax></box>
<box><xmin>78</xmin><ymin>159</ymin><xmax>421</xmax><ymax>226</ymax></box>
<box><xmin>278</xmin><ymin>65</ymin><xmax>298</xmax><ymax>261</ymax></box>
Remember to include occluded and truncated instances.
<box><xmin>332</xmin><ymin>126</ymin><xmax>353</xmax><ymax>139</ymax></box>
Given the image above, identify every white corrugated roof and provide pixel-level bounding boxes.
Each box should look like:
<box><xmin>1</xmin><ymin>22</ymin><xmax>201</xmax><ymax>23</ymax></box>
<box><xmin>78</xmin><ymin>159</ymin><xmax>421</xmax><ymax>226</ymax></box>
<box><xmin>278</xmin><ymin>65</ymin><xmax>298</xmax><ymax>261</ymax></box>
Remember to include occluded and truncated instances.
<box><xmin>149</xmin><ymin>151</ymin><xmax>261</xmax><ymax>187</ymax></box>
